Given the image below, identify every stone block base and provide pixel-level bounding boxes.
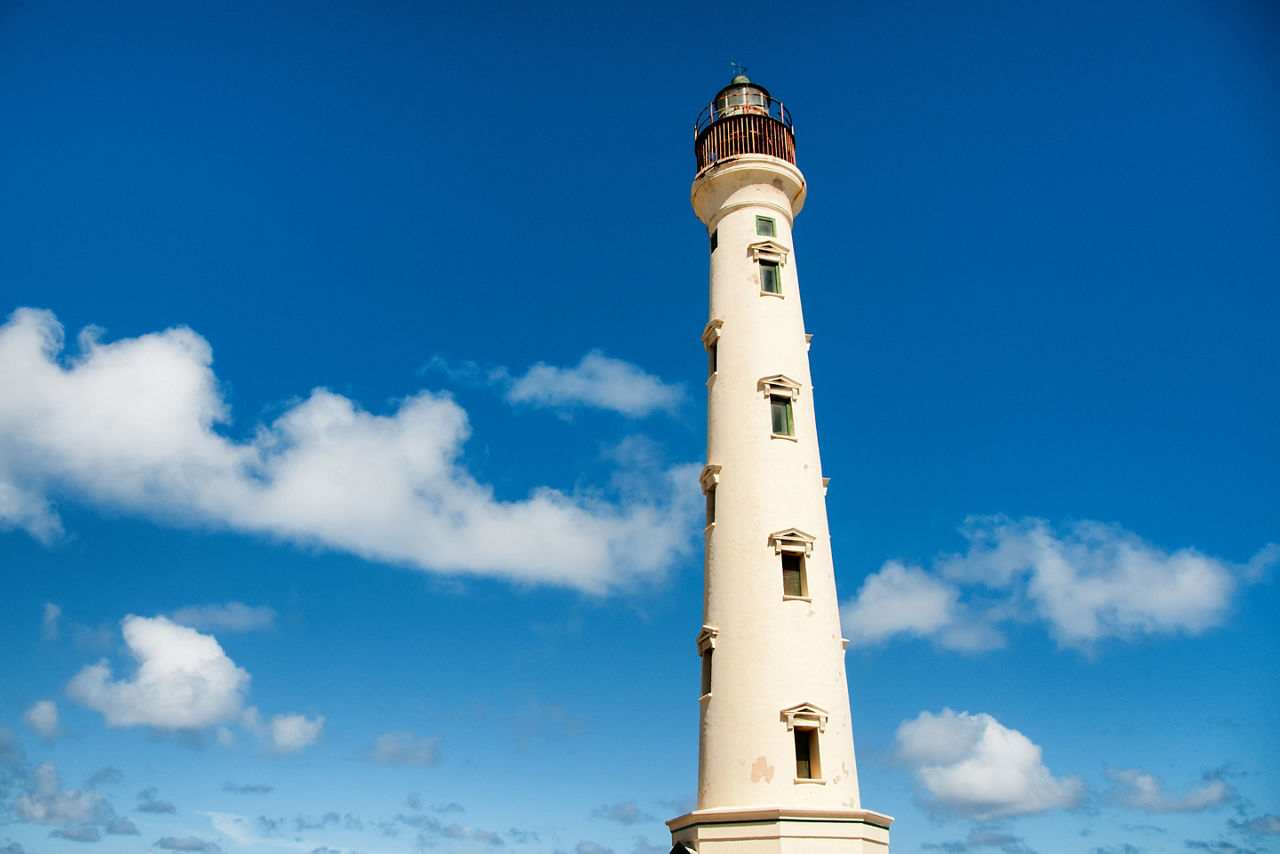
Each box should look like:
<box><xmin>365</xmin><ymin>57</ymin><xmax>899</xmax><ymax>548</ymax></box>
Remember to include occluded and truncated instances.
<box><xmin>667</xmin><ymin>806</ymin><xmax>891</xmax><ymax>853</ymax></box>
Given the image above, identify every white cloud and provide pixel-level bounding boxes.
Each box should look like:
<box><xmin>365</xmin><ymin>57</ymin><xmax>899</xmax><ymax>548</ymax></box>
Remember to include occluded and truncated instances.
<box><xmin>841</xmin><ymin>561</ymin><xmax>1003</xmax><ymax>652</ymax></box>
<box><xmin>505</xmin><ymin>350</ymin><xmax>683</xmax><ymax>417</ymax></box>
<box><xmin>66</xmin><ymin>615</ymin><xmax>249</xmax><ymax>729</ymax></box>
<box><xmin>1106</xmin><ymin>767</ymin><xmax>1233</xmax><ymax>812</ymax></box>
<box><xmin>15</xmin><ymin>763</ymin><xmax>106</xmax><ymax>825</ymax></box>
<box><xmin>169</xmin><ymin>602</ymin><xmax>276</xmax><ymax>632</ymax></box>
<box><xmin>361</xmin><ymin>730</ymin><xmax>440</xmax><ymax>766</ymax></box>
<box><xmin>21</xmin><ymin>700</ymin><xmax>60</xmax><ymax>740</ymax></box>
<box><xmin>895</xmin><ymin>708</ymin><xmax>1084</xmax><ymax>819</ymax></box>
<box><xmin>0</xmin><ymin>309</ymin><xmax>697</xmax><ymax>593</ymax></box>
<box><xmin>842</xmin><ymin>515</ymin><xmax>1276</xmax><ymax>652</ymax></box>
<box><xmin>41</xmin><ymin>602</ymin><xmax>60</xmax><ymax>642</ymax></box>
<box><xmin>243</xmin><ymin>707</ymin><xmax>324</xmax><ymax>754</ymax></box>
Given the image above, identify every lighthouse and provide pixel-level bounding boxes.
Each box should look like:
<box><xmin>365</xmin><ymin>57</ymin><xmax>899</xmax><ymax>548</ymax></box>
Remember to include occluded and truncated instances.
<box><xmin>666</xmin><ymin>75</ymin><xmax>892</xmax><ymax>853</ymax></box>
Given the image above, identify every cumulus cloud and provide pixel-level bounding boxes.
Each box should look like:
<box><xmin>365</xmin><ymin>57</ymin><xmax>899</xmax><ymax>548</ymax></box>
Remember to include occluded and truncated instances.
<box><xmin>21</xmin><ymin>700</ymin><xmax>60</xmax><ymax>740</ymax></box>
<box><xmin>591</xmin><ymin>801</ymin><xmax>653</xmax><ymax>824</ymax></box>
<box><xmin>41</xmin><ymin>602</ymin><xmax>60</xmax><ymax>642</ymax></box>
<box><xmin>361</xmin><ymin>731</ymin><xmax>439</xmax><ymax>766</ymax></box>
<box><xmin>85</xmin><ymin>767</ymin><xmax>123</xmax><ymax>788</ymax></box>
<box><xmin>105</xmin><ymin>817</ymin><xmax>140</xmax><ymax>835</ymax></box>
<box><xmin>841</xmin><ymin>561</ymin><xmax>1002</xmax><ymax>652</ymax></box>
<box><xmin>14</xmin><ymin>764</ymin><xmax>107</xmax><ymax>826</ymax></box>
<box><xmin>505</xmin><ymin>350</ymin><xmax>683</xmax><ymax>417</ymax></box>
<box><xmin>895</xmin><ymin>708</ymin><xmax>1084</xmax><ymax>819</ymax></box>
<box><xmin>169</xmin><ymin>602</ymin><xmax>276</xmax><ymax>632</ymax></box>
<box><xmin>242</xmin><ymin>707</ymin><xmax>324</xmax><ymax>754</ymax></box>
<box><xmin>1105</xmin><ymin>767</ymin><xmax>1233</xmax><ymax>812</ymax></box>
<box><xmin>66</xmin><ymin>615</ymin><xmax>317</xmax><ymax>751</ymax></box>
<box><xmin>0</xmin><ymin>309</ymin><xmax>697</xmax><ymax>593</ymax></box>
<box><xmin>842</xmin><ymin>515</ymin><xmax>1276</xmax><ymax>652</ymax></box>
<box><xmin>576</xmin><ymin>842</ymin><xmax>614</xmax><ymax>854</ymax></box>
<box><xmin>137</xmin><ymin>786</ymin><xmax>177</xmax><ymax>814</ymax></box>
<box><xmin>66</xmin><ymin>615</ymin><xmax>249</xmax><ymax>729</ymax></box>
<box><xmin>52</xmin><ymin>826</ymin><xmax>100</xmax><ymax>842</ymax></box>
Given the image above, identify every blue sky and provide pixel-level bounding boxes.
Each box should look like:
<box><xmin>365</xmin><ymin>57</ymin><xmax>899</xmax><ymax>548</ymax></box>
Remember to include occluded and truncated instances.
<box><xmin>1</xmin><ymin>1</ymin><xmax>1277</xmax><ymax>853</ymax></box>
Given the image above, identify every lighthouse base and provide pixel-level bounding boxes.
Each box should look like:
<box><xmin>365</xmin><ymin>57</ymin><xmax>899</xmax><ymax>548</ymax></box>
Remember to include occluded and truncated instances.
<box><xmin>667</xmin><ymin>806</ymin><xmax>891</xmax><ymax>853</ymax></box>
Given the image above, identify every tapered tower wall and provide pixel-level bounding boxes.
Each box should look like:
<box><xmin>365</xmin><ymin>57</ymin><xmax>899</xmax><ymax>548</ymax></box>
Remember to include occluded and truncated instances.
<box><xmin>669</xmin><ymin>78</ymin><xmax>891</xmax><ymax>853</ymax></box>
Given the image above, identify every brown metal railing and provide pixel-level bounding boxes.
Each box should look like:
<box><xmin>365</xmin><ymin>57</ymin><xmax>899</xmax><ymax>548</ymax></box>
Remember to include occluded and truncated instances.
<box><xmin>695</xmin><ymin>113</ymin><xmax>796</xmax><ymax>171</ymax></box>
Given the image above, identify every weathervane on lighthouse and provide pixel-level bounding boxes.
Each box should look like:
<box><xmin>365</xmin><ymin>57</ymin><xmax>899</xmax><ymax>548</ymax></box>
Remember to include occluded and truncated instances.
<box><xmin>666</xmin><ymin>74</ymin><xmax>893</xmax><ymax>853</ymax></box>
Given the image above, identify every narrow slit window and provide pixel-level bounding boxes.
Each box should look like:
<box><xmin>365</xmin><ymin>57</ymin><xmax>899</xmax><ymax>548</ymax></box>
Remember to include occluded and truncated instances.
<box><xmin>756</xmin><ymin>216</ymin><xmax>776</xmax><ymax>237</ymax></box>
<box><xmin>795</xmin><ymin>728</ymin><xmax>820</xmax><ymax>779</ymax></box>
<box><xmin>782</xmin><ymin>552</ymin><xmax>804</xmax><ymax>597</ymax></box>
<box><xmin>701</xmin><ymin>648</ymin><xmax>713</xmax><ymax>697</ymax></box>
<box><xmin>760</xmin><ymin>260</ymin><xmax>780</xmax><ymax>294</ymax></box>
<box><xmin>706</xmin><ymin>488</ymin><xmax>716</xmax><ymax>527</ymax></box>
<box><xmin>770</xmin><ymin>395</ymin><xmax>794</xmax><ymax>436</ymax></box>
<box><xmin>710</xmin><ymin>229</ymin><xmax>718</xmax><ymax>252</ymax></box>
<box><xmin>708</xmin><ymin>341</ymin><xmax>717</xmax><ymax>377</ymax></box>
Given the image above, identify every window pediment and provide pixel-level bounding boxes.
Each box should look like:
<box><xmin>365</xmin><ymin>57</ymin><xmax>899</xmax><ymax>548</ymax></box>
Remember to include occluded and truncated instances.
<box><xmin>699</xmin><ymin>464</ymin><xmax>722</xmax><ymax>495</ymax></box>
<box><xmin>696</xmin><ymin>625</ymin><xmax>719</xmax><ymax>655</ymax></box>
<box><xmin>701</xmin><ymin>318</ymin><xmax>724</xmax><ymax>350</ymax></box>
<box><xmin>781</xmin><ymin>702</ymin><xmax>829</xmax><ymax>732</ymax></box>
<box><xmin>758</xmin><ymin>374</ymin><xmax>801</xmax><ymax>400</ymax></box>
<box><xmin>747</xmin><ymin>239</ymin><xmax>791</xmax><ymax>266</ymax></box>
<box><xmin>769</xmin><ymin>528</ymin><xmax>816</xmax><ymax>557</ymax></box>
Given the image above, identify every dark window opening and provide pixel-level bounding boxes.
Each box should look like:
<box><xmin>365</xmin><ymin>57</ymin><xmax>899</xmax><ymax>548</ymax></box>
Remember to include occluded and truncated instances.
<box><xmin>710</xmin><ymin>229</ymin><xmax>718</xmax><ymax>252</ymax></box>
<box><xmin>760</xmin><ymin>260</ymin><xmax>780</xmax><ymax>294</ymax></box>
<box><xmin>782</xmin><ymin>552</ymin><xmax>804</xmax><ymax>597</ymax></box>
<box><xmin>770</xmin><ymin>396</ymin><xmax>794</xmax><ymax>436</ymax></box>
<box><xmin>706</xmin><ymin>489</ymin><xmax>716</xmax><ymax>527</ymax></box>
<box><xmin>701</xmin><ymin>648</ymin><xmax>713</xmax><ymax>696</ymax></box>
<box><xmin>795</xmin><ymin>728</ymin><xmax>820</xmax><ymax>779</ymax></box>
<box><xmin>708</xmin><ymin>341</ymin><xmax>717</xmax><ymax>377</ymax></box>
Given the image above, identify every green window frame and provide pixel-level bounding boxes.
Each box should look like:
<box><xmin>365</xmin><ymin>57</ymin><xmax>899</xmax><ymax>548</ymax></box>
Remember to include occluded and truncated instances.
<box><xmin>760</xmin><ymin>260</ymin><xmax>780</xmax><ymax>294</ymax></box>
<box><xmin>770</xmin><ymin>395</ymin><xmax>794</xmax><ymax>436</ymax></box>
<box><xmin>756</xmin><ymin>215</ymin><xmax>776</xmax><ymax>237</ymax></box>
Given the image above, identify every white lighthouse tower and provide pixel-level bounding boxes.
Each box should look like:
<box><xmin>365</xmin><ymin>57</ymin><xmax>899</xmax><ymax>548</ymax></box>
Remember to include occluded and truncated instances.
<box><xmin>666</xmin><ymin>75</ymin><xmax>892</xmax><ymax>853</ymax></box>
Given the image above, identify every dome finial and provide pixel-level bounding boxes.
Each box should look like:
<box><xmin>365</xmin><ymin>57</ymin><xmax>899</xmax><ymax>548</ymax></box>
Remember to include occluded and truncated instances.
<box><xmin>729</xmin><ymin>61</ymin><xmax>750</xmax><ymax>84</ymax></box>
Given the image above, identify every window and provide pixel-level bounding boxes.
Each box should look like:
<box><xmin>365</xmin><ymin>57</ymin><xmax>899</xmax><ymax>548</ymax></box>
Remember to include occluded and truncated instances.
<box><xmin>699</xmin><ymin>465</ymin><xmax>721</xmax><ymax>532</ymax></box>
<box><xmin>770</xmin><ymin>529</ymin><xmax>816</xmax><ymax>597</ymax></box>
<box><xmin>770</xmin><ymin>395</ymin><xmax>793</xmax><ymax>436</ymax></box>
<box><xmin>759</xmin><ymin>376</ymin><xmax>801</xmax><ymax>439</ymax></box>
<box><xmin>710</xmin><ymin>229</ymin><xmax>718</xmax><ymax>252</ymax></box>
<box><xmin>702</xmin><ymin>320</ymin><xmax>723</xmax><ymax>382</ymax></box>
<box><xmin>756</xmin><ymin>216</ymin><xmax>776</xmax><ymax>237</ymax></box>
<box><xmin>782</xmin><ymin>552</ymin><xmax>805</xmax><ymax>597</ymax></box>
<box><xmin>697</xmin><ymin>626</ymin><xmax>718</xmax><ymax>700</ymax></box>
<box><xmin>760</xmin><ymin>260</ymin><xmax>780</xmax><ymax>294</ymax></box>
<box><xmin>794</xmin><ymin>727</ymin><xmax>820</xmax><ymax>779</ymax></box>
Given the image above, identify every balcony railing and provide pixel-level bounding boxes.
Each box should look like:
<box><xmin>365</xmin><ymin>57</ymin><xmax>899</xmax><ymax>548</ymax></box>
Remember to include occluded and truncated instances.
<box><xmin>694</xmin><ymin>92</ymin><xmax>795</xmax><ymax>172</ymax></box>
